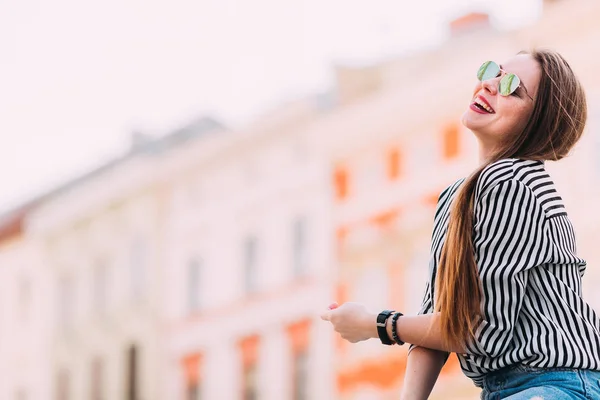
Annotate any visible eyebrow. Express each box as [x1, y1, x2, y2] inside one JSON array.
[[499, 64, 531, 97]]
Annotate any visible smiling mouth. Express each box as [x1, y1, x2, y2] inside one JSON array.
[[472, 97, 495, 113]]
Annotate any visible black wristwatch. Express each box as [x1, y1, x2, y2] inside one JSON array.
[[376, 310, 396, 345]]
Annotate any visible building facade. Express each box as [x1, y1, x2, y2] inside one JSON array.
[[160, 99, 339, 400], [1, 1, 600, 399], [27, 156, 166, 400], [0, 207, 52, 400]]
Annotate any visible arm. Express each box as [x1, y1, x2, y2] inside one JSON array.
[[321, 306, 452, 397], [400, 347, 448, 400], [385, 312, 465, 354], [322, 303, 465, 353]]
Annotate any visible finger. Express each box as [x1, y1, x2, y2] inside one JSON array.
[[328, 302, 339, 310], [320, 311, 332, 321]]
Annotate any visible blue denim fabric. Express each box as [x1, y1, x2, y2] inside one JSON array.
[[480, 364, 600, 399]]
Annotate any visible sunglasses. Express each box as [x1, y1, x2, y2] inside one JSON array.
[[477, 61, 533, 100]]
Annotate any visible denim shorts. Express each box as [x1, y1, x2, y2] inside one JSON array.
[[480, 364, 600, 399]]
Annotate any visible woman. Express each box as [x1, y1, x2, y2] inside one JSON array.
[[321, 49, 600, 399]]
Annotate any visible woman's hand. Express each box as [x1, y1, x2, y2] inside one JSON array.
[[320, 302, 378, 343]]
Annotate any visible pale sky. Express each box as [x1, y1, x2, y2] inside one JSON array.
[[0, 0, 540, 212]]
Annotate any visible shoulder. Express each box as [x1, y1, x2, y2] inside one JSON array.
[[475, 158, 545, 199], [474, 158, 564, 218], [434, 177, 466, 210], [475, 159, 514, 198], [439, 177, 466, 200]]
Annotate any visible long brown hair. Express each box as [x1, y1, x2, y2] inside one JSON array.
[[435, 49, 588, 348]]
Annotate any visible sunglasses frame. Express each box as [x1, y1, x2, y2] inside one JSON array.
[[477, 61, 534, 101]]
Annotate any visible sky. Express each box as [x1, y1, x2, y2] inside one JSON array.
[[0, 0, 540, 212]]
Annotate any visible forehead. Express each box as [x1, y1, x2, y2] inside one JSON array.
[[501, 54, 541, 96]]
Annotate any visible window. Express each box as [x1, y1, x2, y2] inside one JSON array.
[[126, 345, 139, 400], [58, 275, 74, 330], [130, 237, 146, 301], [187, 258, 202, 313], [240, 336, 260, 400], [287, 320, 310, 400], [386, 147, 402, 180], [243, 236, 259, 293], [182, 353, 202, 400], [292, 217, 308, 277], [243, 364, 258, 400], [333, 166, 349, 200], [186, 384, 198, 400], [15, 388, 27, 400], [56, 369, 69, 400], [442, 123, 461, 160], [91, 357, 104, 400], [292, 351, 308, 400], [18, 275, 31, 322]]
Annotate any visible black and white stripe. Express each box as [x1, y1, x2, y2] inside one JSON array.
[[415, 158, 600, 387]]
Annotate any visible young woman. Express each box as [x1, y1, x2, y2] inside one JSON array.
[[321, 49, 600, 399]]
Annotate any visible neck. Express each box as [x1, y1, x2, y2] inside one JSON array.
[[478, 141, 496, 166]]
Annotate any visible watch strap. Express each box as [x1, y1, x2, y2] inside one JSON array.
[[376, 310, 395, 345]]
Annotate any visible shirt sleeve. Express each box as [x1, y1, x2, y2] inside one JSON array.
[[408, 182, 457, 354], [465, 179, 550, 358]]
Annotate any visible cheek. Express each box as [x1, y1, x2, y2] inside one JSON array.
[[471, 82, 482, 97], [513, 105, 534, 129], [500, 103, 532, 133]]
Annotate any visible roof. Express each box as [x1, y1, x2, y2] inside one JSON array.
[[0, 116, 225, 242]]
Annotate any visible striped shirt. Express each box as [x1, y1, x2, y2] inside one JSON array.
[[416, 158, 600, 387]]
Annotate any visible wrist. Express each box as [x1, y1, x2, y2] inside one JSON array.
[[390, 311, 405, 345], [367, 312, 379, 339], [386, 314, 394, 342]]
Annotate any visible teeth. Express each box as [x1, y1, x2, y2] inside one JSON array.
[[475, 98, 493, 113]]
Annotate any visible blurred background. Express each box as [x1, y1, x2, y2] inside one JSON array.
[[1, 0, 600, 399]]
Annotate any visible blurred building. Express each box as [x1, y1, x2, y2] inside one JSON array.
[[159, 100, 338, 400], [9, 118, 224, 400], [1, 1, 600, 400], [24, 143, 164, 400], [0, 205, 52, 400]]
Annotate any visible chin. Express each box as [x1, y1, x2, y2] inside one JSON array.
[[461, 110, 476, 130], [462, 109, 493, 132]]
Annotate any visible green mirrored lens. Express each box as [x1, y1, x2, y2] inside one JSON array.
[[477, 61, 500, 81], [499, 73, 520, 96]]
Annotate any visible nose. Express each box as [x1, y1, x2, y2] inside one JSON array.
[[481, 77, 499, 96]]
